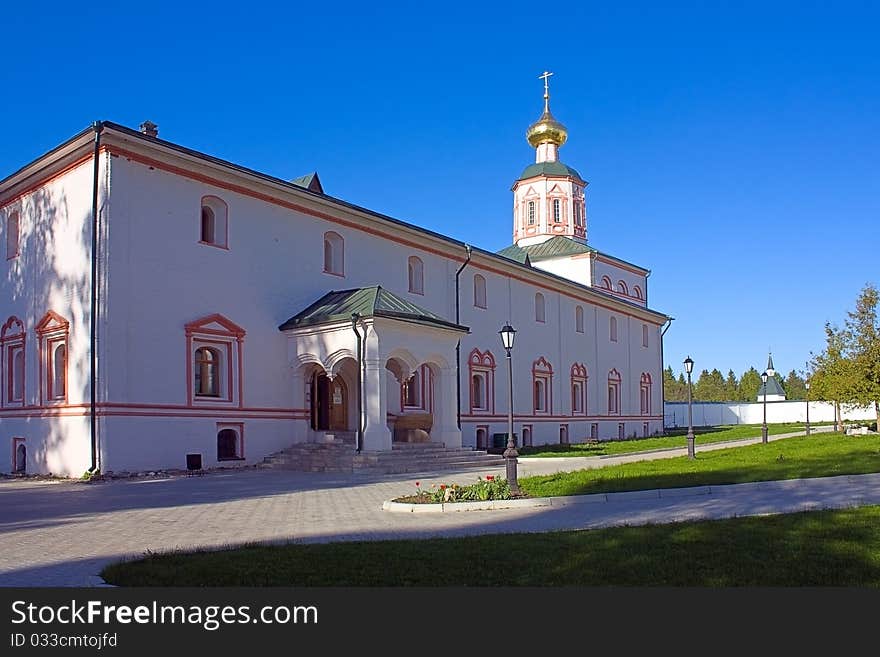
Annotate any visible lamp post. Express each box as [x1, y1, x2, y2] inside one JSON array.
[[805, 379, 811, 436], [499, 323, 519, 495], [760, 370, 769, 443], [683, 356, 695, 459]]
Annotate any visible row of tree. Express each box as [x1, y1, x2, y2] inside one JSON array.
[[663, 367, 808, 402], [810, 283, 880, 430]]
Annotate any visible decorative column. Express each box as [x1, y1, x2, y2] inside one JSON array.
[[432, 366, 463, 448]]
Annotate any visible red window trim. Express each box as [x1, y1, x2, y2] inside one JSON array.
[[35, 311, 69, 407], [468, 348, 496, 414], [185, 314, 246, 409], [1, 316, 25, 408]]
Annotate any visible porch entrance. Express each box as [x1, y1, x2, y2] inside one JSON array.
[[311, 373, 348, 431]]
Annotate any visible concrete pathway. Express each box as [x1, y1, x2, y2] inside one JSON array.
[[0, 426, 872, 587]]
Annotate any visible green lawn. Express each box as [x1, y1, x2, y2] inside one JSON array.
[[519, 432, 880, 498], [518, 422, 831, 458], [101, 505, 880, 586]]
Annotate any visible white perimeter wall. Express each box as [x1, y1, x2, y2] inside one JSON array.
[[664, 401, 876, 428]]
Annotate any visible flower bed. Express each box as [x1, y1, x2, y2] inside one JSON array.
[[393, 476, 521, 504]]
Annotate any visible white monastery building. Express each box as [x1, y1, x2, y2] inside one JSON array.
[[0, 78, 670, 476]]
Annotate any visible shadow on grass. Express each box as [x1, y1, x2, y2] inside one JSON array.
[[99, 506, 880, 586]]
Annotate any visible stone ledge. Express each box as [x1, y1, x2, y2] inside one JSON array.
[[382, 497, 554, 513]]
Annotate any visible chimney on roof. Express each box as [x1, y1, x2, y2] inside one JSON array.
[[139, 121, 159, 138]]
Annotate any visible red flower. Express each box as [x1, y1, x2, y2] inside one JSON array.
[[440, 484, 447, 490], [415, 481, 420, 487], [486, 475, 495, 481]]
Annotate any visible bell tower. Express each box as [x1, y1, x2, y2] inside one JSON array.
[[512, 72, 587, 247]]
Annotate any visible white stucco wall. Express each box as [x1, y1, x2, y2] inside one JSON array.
[[0, 156, 105, 477]]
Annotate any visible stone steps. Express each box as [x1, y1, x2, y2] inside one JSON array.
[[262, 441, 506, 474]]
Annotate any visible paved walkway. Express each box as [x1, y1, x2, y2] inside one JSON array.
[[1, 426, 874, 587]]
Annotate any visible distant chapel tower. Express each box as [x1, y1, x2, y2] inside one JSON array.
[[512, 71, 587, 247]]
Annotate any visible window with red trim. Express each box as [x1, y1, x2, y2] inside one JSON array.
[[6, 210, 20, 259]]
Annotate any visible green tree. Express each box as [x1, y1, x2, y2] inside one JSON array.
[[694, 368, 726, 401], [738, 367, 762, 402], [811, 319, 854, 431], [784, 370, 807, 400], [725, 369, 738, 401], [663, 366, 683, 401], [841, 283, 880, 429]]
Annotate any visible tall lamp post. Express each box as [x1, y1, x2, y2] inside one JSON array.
[[683, 356, 695, 459], [499, 323, 519, 495], [805, 379, 811, 436], [760, 370, 769, 443]]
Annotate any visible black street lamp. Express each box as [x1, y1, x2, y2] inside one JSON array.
[[683, 356, 695, 459], [805, 379, 811, 436], [760, 370, 769, 443], [499, 323, 519, 495]]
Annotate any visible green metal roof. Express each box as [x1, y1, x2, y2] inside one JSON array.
[[278, 286, 468, 332], [758, 377, 786, 398], [290, 172, 323, 194], [496, 243, 531, 265], [518, 161, 583, 182], [517, 236, 595, 261]]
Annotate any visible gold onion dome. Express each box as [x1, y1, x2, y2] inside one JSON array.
[[526, 108, 568, 148]]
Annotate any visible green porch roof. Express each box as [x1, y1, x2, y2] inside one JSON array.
[[279, 286, 468, 332]]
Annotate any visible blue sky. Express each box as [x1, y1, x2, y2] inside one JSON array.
[[2, 1, 877, 379]]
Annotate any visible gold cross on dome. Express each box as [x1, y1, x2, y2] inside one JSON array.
[[538, 71, 554, 110]]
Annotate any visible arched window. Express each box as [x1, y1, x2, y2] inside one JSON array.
[[200, 196, 228, 248], [535, 293, 545, 323], [14, 442, 26, 473], [617, 281, 628, 295], [35, 311, 68, 404], [533, 357, 553, 414], [575, 305, 584, 333], [200, 206, 215, 243], [217, 428, 240, 460], [522, 426, 532, 447], [571, 363, 587, 416], [560, 425, 569, 444], [553, 199, 561, 222], [473, 274, 487, 309], [610, 316, 618, 342], [408, 256, 424, 294], [601, 276, 612, 290], [640, 372, 652, 415], [12, 348, 24, 402], [194, 347, 221, 397], [476, 427, 488, 449], [534, 379, 546, 412], [6, 211, 20, 259], [468, 348, 495, 414], [528, 201, 536, 225], [472, 374, 484, 410], [608, 369, 621, 415], [51, 344, 66, 400], [633, 285, 643, 300], [574, 202, 582, 227], [323, 231, 344, 276]]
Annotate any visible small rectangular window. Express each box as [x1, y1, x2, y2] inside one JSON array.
[[642, 324, 649, 348]]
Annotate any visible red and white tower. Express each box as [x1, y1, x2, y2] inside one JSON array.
[[512, 72, 587, 247]]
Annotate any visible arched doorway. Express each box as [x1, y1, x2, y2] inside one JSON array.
[[311, 372, 348, 431], [14, 443, 26, 473]]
